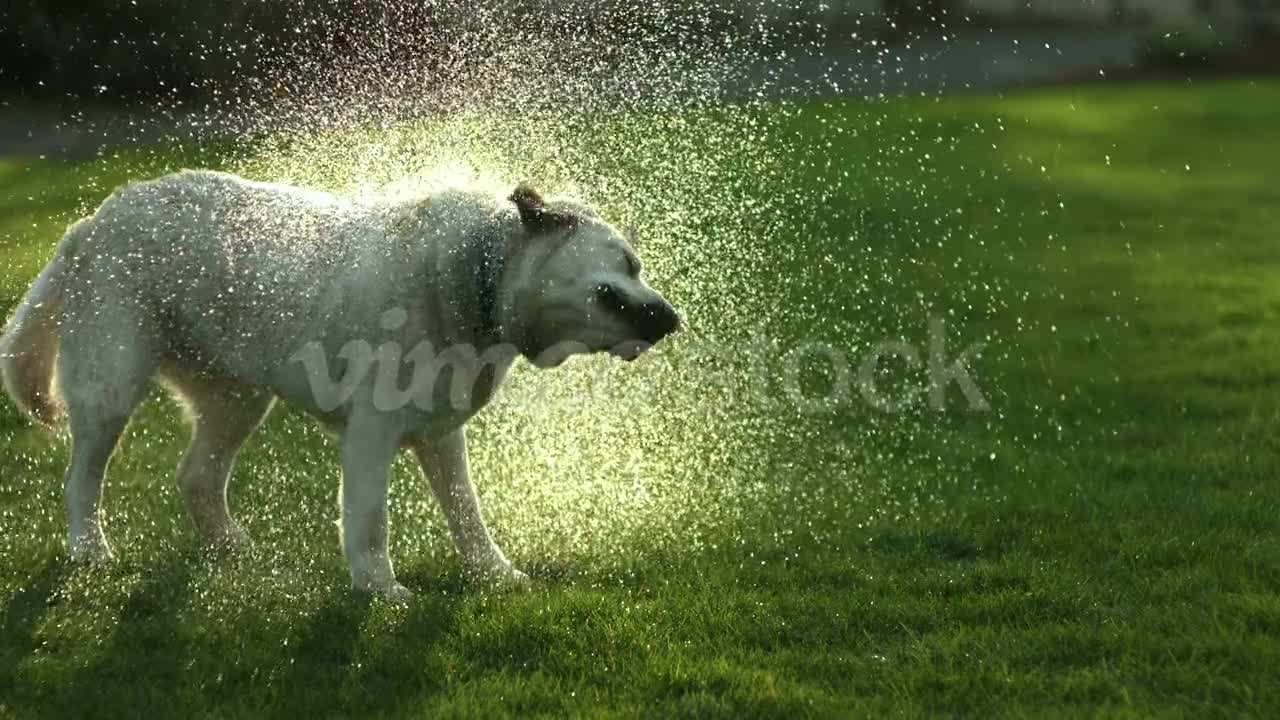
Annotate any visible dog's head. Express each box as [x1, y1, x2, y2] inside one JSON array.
[[501, 184, 680, 368]]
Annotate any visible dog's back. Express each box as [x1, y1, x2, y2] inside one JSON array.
[[65, 170, 373, 375]]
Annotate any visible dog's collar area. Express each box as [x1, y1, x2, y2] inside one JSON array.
[[472, 223, 506, 345]]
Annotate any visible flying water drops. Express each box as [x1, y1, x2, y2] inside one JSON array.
[[1, 1, 1047, 583]]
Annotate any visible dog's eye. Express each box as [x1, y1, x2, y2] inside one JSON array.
[[594, 283, 626, 311]]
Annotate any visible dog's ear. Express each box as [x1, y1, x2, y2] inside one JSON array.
[[510, 183, 576, 234]]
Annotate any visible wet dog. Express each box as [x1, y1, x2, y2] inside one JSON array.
[[0, 170, 679, 599]]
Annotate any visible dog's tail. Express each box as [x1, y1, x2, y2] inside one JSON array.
[[0, 222, 81, 429]]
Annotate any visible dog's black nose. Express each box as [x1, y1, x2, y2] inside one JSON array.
[[635, 299, 681, 344]]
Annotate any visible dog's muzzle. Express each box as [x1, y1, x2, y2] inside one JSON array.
[[632, 298, 681, 345], [594, 283, 681, 360]]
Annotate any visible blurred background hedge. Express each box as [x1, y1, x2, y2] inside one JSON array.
[[0, 0, 741, 104], [0, 1, 539, 104], [1, 1, 302, 101], [3, 1, 1277, 105]]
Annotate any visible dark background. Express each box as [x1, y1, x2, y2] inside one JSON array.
[[5, 1, 1277, 106], [0, 0, 742, 104]]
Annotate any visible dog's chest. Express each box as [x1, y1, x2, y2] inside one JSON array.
[[400, 354, 513, 434]]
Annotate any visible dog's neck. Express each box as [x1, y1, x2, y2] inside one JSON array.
[[456, 215, 513, 349], [472, 225, 505, 344]]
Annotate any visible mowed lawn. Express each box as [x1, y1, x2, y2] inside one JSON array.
[[1, 80, 1278, 717]]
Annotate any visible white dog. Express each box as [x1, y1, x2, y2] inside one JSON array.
[[0, 170, 679, 599]]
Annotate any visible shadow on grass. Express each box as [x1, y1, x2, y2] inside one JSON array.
[[271, 572, 463, 717], [0, 558, 71, 697], [271, 592, 382, 716], [3, 547, 473, 716], [52, 553, 200, 718]]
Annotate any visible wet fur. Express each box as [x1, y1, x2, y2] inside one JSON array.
[[0, 170, 676, 598]]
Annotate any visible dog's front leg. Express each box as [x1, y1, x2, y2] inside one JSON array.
[[413, 429, 529, 589], [340, 411, 412, 601]]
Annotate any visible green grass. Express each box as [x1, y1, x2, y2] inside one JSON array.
[[2, 80, 1279, 717]]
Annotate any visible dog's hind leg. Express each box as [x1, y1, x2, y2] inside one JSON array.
[[163, 366, 274, 549], [57, 311, 160, 562]]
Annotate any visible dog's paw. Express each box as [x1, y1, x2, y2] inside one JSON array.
[[211, 523, 254, 552], [467, 561, 532, 592], [500, 566, 533, 591], [378, 582, 415, 604], [69, 535, 114, 564], [354, 579, 415, 604]]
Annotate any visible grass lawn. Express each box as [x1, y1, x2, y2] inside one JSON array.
[[0, 80, 1278, 717]]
